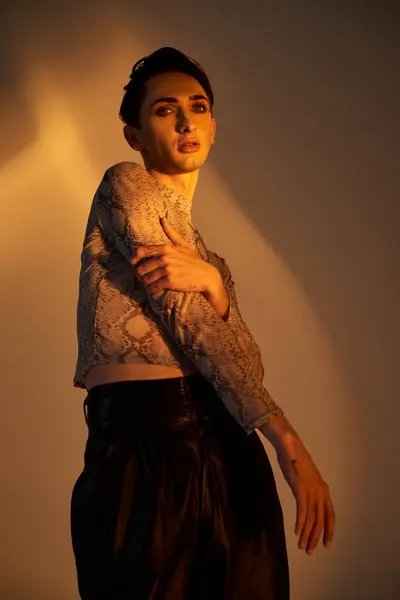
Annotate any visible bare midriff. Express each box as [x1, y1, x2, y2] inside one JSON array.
[[84, 362, 200, 391]]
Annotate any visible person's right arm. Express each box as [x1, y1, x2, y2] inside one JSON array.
[[95, 161, 283, 436]]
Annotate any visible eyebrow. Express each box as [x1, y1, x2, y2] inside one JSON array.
[[150, 94, 209, 108]]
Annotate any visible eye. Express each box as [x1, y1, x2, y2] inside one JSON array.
[[192, 103, 208, 113], [156, 106, 173, 116], [156, 103, 208, 116]]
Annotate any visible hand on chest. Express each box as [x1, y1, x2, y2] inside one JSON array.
[[163, 212, 210, 263]]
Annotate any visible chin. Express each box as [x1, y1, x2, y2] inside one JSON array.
[[181, 159, 206, 171], [177, 152, 209, 169], [161, 158, 203, 175]]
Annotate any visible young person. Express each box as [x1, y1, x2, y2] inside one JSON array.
[[70, 47, 335, 599]]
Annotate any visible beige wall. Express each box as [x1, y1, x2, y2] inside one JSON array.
[[1, 2, 398, 598]]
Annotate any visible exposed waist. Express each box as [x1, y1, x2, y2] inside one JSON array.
[[84, 362, 201, 391]]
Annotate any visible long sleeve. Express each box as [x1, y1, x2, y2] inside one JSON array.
[[208, 250, 265, 384], [96, 162, 283, 435]]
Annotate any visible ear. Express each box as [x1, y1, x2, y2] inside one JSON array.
[[123, 125, 142, 152], [211, 118, 217, 145]]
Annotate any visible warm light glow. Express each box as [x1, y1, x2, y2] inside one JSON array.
[[1, 6, 397, 598]]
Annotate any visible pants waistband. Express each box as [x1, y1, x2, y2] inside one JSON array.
[[83, 375, 218, 437]]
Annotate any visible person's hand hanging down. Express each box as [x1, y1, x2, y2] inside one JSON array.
[[131, 216, 336, 557], [269, 422, 336, 556]]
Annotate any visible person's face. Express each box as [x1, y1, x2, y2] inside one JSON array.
[[124, 71, 216, 175]]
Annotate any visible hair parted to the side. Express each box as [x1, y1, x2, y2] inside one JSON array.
[[119, 47, 214, 129]]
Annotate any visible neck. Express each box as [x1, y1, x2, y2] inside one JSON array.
[[146, 167, 199, 200]]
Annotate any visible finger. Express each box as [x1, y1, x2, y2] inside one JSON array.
[[323, 497, 336, 547], [160, 217, 179, 236], [131, 248, 150, 266], [136, 256, 163, 278], [131, 245, 169, 266], [146, 275, 168, 295], [160, 216, 170, 230], [142, 266, 167, 286], [295, 490, 308, 537], [160, 217, 193, 248], [298, 494, 317, 551], [306, 499, 325, 555]]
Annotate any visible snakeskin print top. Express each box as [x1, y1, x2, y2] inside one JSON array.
[[74, 161, 284, 434]]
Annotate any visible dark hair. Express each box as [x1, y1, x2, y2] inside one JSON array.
[[119, 47, 214, 129]]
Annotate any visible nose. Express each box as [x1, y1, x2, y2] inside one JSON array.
[[176, 108, 196, 133]]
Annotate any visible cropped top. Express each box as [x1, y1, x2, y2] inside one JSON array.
[[73, 161, 284, 435]]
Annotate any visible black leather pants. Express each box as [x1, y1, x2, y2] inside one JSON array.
[[70, 374, 290, 599]]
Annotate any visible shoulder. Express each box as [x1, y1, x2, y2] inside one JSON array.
[[99, 161, 164, 213], [94, 162, 140, 198], [104, 161, 144, 183], [105, 162, 160, 194]]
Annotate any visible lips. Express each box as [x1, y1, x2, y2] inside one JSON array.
[[178, 138, 200, 150]]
